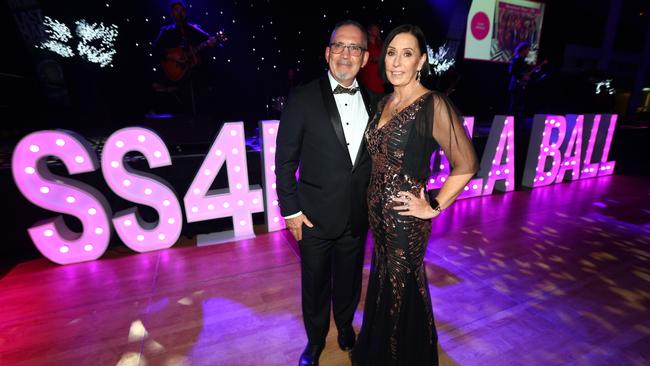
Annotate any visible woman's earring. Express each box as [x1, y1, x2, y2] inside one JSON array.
[[416, 69, 421, 81]]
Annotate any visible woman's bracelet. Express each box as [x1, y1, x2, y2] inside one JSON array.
[[427, 191, 443, 215]]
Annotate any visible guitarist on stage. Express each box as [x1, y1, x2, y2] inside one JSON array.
[[508, 41, 547, 189], [507, 42, 546, 120], [152, 1, 218, 116]]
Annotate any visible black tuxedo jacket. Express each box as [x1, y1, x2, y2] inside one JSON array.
[[275, 75, 378, 239]]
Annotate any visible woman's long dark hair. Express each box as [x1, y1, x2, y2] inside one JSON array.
[[378, 24, 430, 84]]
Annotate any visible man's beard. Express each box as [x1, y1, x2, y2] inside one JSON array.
[[333, 62, 355, 81], [333, 70, 352, 80]]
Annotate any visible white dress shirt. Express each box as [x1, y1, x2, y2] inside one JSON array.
[[328, 72, 369, 164]]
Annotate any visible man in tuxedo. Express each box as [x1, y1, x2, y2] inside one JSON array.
[[275, 20, 377, 366]]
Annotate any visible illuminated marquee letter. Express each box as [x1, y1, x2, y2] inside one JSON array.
[[555, 115, 583, 183], [580, 114, 602, 179], [522, 115, 566, 188], [579, 114, 617, 179], [428, 117, 483, 198], [478, 115, 516, 195], [184, 122, 264, 243], [260, 120, 285, 232], [11, 130, 111, 264], [596, 114, 617, 176], [102, 127, 182, 252]]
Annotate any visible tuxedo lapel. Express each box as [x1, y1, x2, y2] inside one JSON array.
[[352, 86, 374, 171], [359, 86, 373, 117], [319, 76, 352, 168]]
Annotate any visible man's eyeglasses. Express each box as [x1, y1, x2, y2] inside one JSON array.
[[329, 43, 366, 56]]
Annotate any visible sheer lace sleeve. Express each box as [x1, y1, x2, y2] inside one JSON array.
[[431, 93, 479, 176]]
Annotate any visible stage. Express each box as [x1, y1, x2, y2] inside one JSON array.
[[1, 174, 648, 366]]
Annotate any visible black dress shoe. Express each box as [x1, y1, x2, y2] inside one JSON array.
[[299, 343, 324, 366], [337, 326, 356, 351]]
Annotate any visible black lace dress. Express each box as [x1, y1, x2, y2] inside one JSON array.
[[352, 91, 478, 366]]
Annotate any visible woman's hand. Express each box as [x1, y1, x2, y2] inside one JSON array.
[[392, 188, 440, 219]]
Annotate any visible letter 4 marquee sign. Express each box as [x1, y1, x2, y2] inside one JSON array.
[[12, 114, 616, 264]]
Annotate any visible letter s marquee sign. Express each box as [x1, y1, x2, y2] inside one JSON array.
[[12, 114, 616, 265]]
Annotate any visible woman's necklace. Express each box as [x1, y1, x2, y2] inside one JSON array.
[[390, 97, 405, 117], [390, 92, 421, 117], [391, 102, 400, 117]]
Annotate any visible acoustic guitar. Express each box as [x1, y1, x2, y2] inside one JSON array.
[[161, 30, 227, 82], [519, 59, 548, 89]]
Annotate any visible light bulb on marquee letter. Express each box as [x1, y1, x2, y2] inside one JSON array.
[[102, 127, 182, 252], [555, 115, 583, 183], [260, 120, 285, 232], [11, 130, 111, 264], [184, 122, 264, 242], [477, 116, 516, 195], [428, 117, 482, 198], [522, 115, 566, 188]]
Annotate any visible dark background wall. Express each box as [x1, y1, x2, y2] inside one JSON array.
[[1, 0, 648, 136]]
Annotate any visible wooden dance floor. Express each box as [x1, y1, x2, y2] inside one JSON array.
[[1, 175, 649, 366]]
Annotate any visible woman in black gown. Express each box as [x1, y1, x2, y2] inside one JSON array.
[[352, 24, 479, 365]]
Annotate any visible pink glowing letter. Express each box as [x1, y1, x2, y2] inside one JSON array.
[[102, 127, 182, 252], [184, 122, 264, 243], [597, 114, 617, 176], [555, 115, 583, 183], [478, 116, 516, 195], [428, 117, 483, 198], [522, 115, 567, 188], [579, 114, 602, 179], [260, 120, 285, 232], [11, 130, 111, 264]]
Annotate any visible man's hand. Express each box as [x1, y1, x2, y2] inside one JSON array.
[[285, 214, 314, 241]]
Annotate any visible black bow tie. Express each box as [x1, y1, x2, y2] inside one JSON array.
[[333, 85, 360, 95]]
